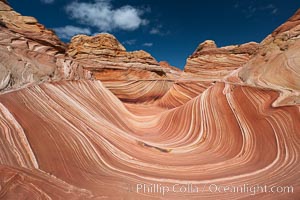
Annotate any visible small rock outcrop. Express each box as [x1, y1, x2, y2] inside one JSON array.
[[67, 34, 170, 80], [184, 40, 259, 80], [0, 0, 88, 92], [229, 8, 300, 106]]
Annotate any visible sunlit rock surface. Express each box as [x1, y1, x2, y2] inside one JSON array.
[[1, 80, 299, 199], [66, 34, 182, 103], [226, 9, 300, 107], [0, 1, 300, 199], [157, 38, 259, 108], [67, 33, 171, 80], [0, 1, 91, 93], [184, 40, 258, 80]]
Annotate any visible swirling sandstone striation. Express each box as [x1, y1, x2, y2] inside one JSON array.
[[155, 39, 259, 108], [184, 40, 258, 80], [67, 34, 181, 102], [227, 9, 300, 107], [0, 80, 299, 199], [0, 0, 91, 93], [0, 1, 300, 199]]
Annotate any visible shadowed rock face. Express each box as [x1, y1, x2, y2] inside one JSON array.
[[0, 1, 300, 199]]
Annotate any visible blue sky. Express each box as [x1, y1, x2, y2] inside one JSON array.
[[8, 0, 300, 69]]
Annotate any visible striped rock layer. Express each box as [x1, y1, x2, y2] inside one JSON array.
[[0, 80, 299, 199], [0, 1, 92, 93]]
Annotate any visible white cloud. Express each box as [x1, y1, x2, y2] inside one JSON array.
[[143, 42, 153, 47], [150, 28, 160, 35], [53, 25, 91, 39], [149, 25, 169, 36], [235, 2, 279, 17], [272, 8, 278, 14], [65, 0, 148, 32], [41, 0, 54, 4], [266, 4, 278, 15], [123, 39, 136, 45]]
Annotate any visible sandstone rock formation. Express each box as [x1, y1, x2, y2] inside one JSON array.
[[184, 40, 258, 79], [67, 34, 170, 80], [1, 79, 299, 199], [226, 9, 300, 107], [67, 33, 181, 102], [0, 0, 91, 92], [0, 1, 299, 199], [156, 39, 259, 108], [65, 34, 182, 102]]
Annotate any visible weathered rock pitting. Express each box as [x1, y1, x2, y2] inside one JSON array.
[[67, 33, 171, 80]]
